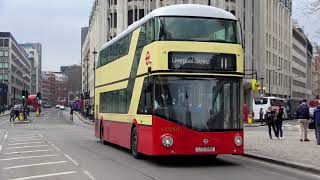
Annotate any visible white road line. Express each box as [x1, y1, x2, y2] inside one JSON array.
[[6, 145, 49, 149], [4, 132, 8, 140], [8, 139, 42, 142], [5, 149, 53, 155], [3, 161, 67, 170], [64, 154, 79, 166], [83, 170, 96, 180], [8, 171, 77, 180], [0, 145, 2, 152], [0, 154, 59, 161], [37, 134, 43, 138], [50, 144, 61, 152], [9, 137, 41, 140], [8, 142, 44, 146]]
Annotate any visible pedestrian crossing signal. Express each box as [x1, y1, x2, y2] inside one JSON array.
[[251, 79, 260, 92]]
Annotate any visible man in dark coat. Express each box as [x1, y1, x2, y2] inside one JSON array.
[[296, 99, 310, 142]]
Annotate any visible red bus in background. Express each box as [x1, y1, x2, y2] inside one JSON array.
[[27, 95, 40, 111]]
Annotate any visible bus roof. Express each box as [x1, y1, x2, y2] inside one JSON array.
[[100, 4, 237, 51]]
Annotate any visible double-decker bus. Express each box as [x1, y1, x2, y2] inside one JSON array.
[[95, 4, 244, 158]]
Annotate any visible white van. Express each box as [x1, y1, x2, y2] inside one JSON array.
[[253, 97, 288, 120]]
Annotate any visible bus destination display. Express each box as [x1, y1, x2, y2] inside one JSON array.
[[168, 52, 236, 71]]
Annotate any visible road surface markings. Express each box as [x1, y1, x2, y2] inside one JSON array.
[[0, 145, 2, 152], [6, 145, 49, 149], [8, 171, 77, 180], [50, 144, 61, 152], [4, 132, 8, 140], [0, 154, 59, 161], [83, 170, 96, 180], [9, 137, 41, 140], [3, 161, 68, 170], [64, 154, 79, 166], [37, 134, 43, 138], [8, 139, 42, 142], [8, 142, 44, 146], [5, 149, 53, 155]]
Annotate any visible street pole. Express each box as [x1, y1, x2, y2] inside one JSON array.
[[92, 49, 97, 122], [86, 57, 89, 118]]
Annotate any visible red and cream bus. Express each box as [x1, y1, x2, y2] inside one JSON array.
[[95, 4, 244, 158]]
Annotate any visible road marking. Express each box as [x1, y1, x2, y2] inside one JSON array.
[[8, 139, 42, 142], [9, 137, 41, 140], [6, 145, 49, 149], [37, 134, 43, 138], [5, 149, 53, 155], [0, 145, 2, 152], [0, 154, 59, 161], [8, 142, 44, 146], [4, 132, 8, 140], [9, 171, 77, 180], [64, 154, 79, 166], [4, 161, 68, 170], [83, 170, 96, 180], [50, 144, 61, 152]]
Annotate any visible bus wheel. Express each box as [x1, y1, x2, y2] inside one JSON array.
[[131, 127, 141, 159], [100, 126, 108, 145]]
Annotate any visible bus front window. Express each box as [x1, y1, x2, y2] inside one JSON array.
[[154, 76, 242, 131], [157, 17, 239, 43]]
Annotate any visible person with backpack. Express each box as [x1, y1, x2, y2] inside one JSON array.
[[313, 105, 320, 145], [275, 107, 284, 139], [265, 106, 277, 139], [296, 99, 310, 142]]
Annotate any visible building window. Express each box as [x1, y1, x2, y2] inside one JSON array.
[[3, 39, 9, 47], [4, 51, 8, 57], [128, 10, 133, 26], [0, 39, 3, 47], [0, 50, 3, 57], [113, 12, 117, 27]]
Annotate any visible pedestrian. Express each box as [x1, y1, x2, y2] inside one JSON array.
[[26, 106, 30, 117], [9, 108, 17, 122], [265, 106, 277, 139], [259, 108, 264, 125], [313, 105, 320, 145], [275, 107, 284, 139], [296, 99, 310, 142], [69, 107, 74, 121]]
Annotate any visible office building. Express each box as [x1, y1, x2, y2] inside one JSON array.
[[0, 32, 32, 105]]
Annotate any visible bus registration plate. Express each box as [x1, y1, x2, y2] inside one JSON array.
[[195, 147, 215, 152]]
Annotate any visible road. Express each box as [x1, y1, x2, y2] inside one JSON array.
[[0, 108, 319, 180]]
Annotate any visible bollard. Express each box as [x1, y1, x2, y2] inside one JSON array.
[[248, 114, 253, 124], [19, 112, 24, 121]]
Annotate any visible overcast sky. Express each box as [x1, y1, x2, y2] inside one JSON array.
[[0, 0, 319, 71]]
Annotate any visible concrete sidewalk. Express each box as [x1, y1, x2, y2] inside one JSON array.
[[244, 121, 320, 174], [74, 111, 94, 125]]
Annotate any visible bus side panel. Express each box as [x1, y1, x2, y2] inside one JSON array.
[[138, 125, 154, 155], [103, 120, 132, 149]]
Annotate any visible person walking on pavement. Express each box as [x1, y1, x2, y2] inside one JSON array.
[[296, 99, 310, 142], [259, 108, 264, 125], [69, 107, 74, 121], [313, 105, 320, 145], [265, 106, 277, 139], [275, 107, 284, 139]]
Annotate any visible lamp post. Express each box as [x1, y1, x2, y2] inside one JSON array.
[[92, 49, 97, 121]]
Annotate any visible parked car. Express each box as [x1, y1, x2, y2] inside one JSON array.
[[55, 105, 60, 108], [43, 104, 51, 108], [59, 105, 65, 110], [13, 104, 23, 112]]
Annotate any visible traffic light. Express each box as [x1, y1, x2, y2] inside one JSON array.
[[37, 92, 41, 100], [21, 90, 26, 99]]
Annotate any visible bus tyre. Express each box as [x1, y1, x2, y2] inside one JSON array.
[[100, 126, 108, 145], [131, 127, 141, 159]]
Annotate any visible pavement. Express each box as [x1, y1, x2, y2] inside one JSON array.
[[244, 120, 320, 174], [0, 109, 319, 180]]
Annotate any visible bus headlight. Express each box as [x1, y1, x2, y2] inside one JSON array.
[[234, 135, 243, 146], [161, 135, 174, 148]]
